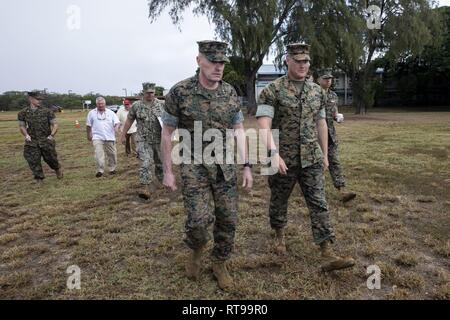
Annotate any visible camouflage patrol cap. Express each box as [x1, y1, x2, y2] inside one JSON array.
[[197, 40, 229, 63], [27, 90, 45, 100], [287, 43, 311, 61], [142, 82, 156, 93], [318, 68, 334, 79]]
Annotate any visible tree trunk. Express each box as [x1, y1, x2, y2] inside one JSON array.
[[245, 72, 257, 115], [352, 70, 373, 115]]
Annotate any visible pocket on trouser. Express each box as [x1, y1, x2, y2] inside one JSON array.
[[301, 142, 323, 168]]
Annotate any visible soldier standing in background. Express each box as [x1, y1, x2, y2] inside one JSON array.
[[121, 83, 164, 199], [318, 69, 356, 203], [18, 91, 63, 185]]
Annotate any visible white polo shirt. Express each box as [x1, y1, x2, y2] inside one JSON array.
[[117, 106, 137, 134], [86, 108, 120, 141]]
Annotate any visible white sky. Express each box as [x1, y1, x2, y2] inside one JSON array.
[[1, 0, 449, 96]]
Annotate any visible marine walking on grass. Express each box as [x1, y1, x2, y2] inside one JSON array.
[[18, 91, 63, 185], [317, 68, 357, 203], [160, 40, 253, 290], [256, 43, 355, 272], [121, 82, 164, 200]]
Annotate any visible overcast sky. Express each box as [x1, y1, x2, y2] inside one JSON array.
[[1, 0, 449, 96]]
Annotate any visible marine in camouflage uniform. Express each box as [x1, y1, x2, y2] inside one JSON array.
[[17, 91, 62, 184], [127, 83, 164, 197], [318, 69, 356, 203], [161, 40, 251, 290], [256, 44, 354, 271]]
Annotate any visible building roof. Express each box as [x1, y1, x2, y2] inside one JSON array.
[[257, 64, 286, 75]]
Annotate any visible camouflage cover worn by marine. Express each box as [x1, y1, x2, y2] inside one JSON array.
[[128, 99, 164, 185], [17, 106, 60, 179], [163, 75, 244, 261]]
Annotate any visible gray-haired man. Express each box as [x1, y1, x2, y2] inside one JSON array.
[[86, 97, 121, 177]]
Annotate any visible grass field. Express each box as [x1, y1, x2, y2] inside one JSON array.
[[0, 110, 449, 300]]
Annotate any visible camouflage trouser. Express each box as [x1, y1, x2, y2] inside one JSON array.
[[23, 141, 60, 180], [137, 141, 163, 185], [328, 140, 346, 188], [180, 164, 238, 261], [268, 162, 335, 245]]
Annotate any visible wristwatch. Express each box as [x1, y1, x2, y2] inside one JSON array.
[[269, 149, 279, 157], [244, 162, 253, 169]]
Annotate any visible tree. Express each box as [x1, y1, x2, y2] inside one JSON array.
[[148, 0, 441, 114], [223, 56, 247, 97], [155, 86, 165, 96], [376, 6, 450, 106], [148, 0, 302, 113], [278, 0, 442, 113]]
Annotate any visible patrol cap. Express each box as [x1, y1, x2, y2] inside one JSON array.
[[27, 90, 45, 100], [142, 82, 156, 93], [318, 68, 334, 79], [287, 43, 311, 62], [197, 40, 230, 63]]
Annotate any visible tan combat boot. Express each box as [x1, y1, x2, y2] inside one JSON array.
[[55, 168, 63, 179], [338, 187, 356, 203], [212, 261, 233, 290], [185, 247, 204, 280], [274, 228, 287, 255], [138, 184, 154, 200], [320, 241, 355, 272]]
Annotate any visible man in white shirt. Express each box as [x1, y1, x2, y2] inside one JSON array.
[[117, 99, 137, 157], [86, 96, 121, 177]]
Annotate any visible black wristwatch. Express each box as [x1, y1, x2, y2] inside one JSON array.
[[243, 162, 253, 169], [269, 149, 279, 157]]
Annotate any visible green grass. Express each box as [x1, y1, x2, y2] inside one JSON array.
[[0, 110, 449, 299]]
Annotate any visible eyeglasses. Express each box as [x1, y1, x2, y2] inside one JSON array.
[[96, 111, 106, 120]]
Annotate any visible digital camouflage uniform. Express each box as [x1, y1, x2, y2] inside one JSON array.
[[128, 83, 164, 185], [323, 88, 346, 188], [256, 44, 335, 245], [18, 104, 61, 180], [162, 69, 244, 261]]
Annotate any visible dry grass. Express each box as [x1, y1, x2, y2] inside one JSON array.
[[0, 110, 449, 300]]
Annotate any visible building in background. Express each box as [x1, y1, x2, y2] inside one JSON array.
[[255, 64, 286, 98], [255, 64, 353, 106]]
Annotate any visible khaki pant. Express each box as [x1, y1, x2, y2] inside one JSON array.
[[93, 140, 117, 173], [125, 132, 137, 156]]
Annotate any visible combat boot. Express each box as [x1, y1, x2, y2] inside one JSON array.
[[55, 168, 63, 179], [138, 185, 153, 200], [212, 261, 233, 290], [185, 246, 204, 280], [35, 178, 44, 187], [320, 241, 355, 272], [339, 187, 356, 203], [274, 228, 287, 255]]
